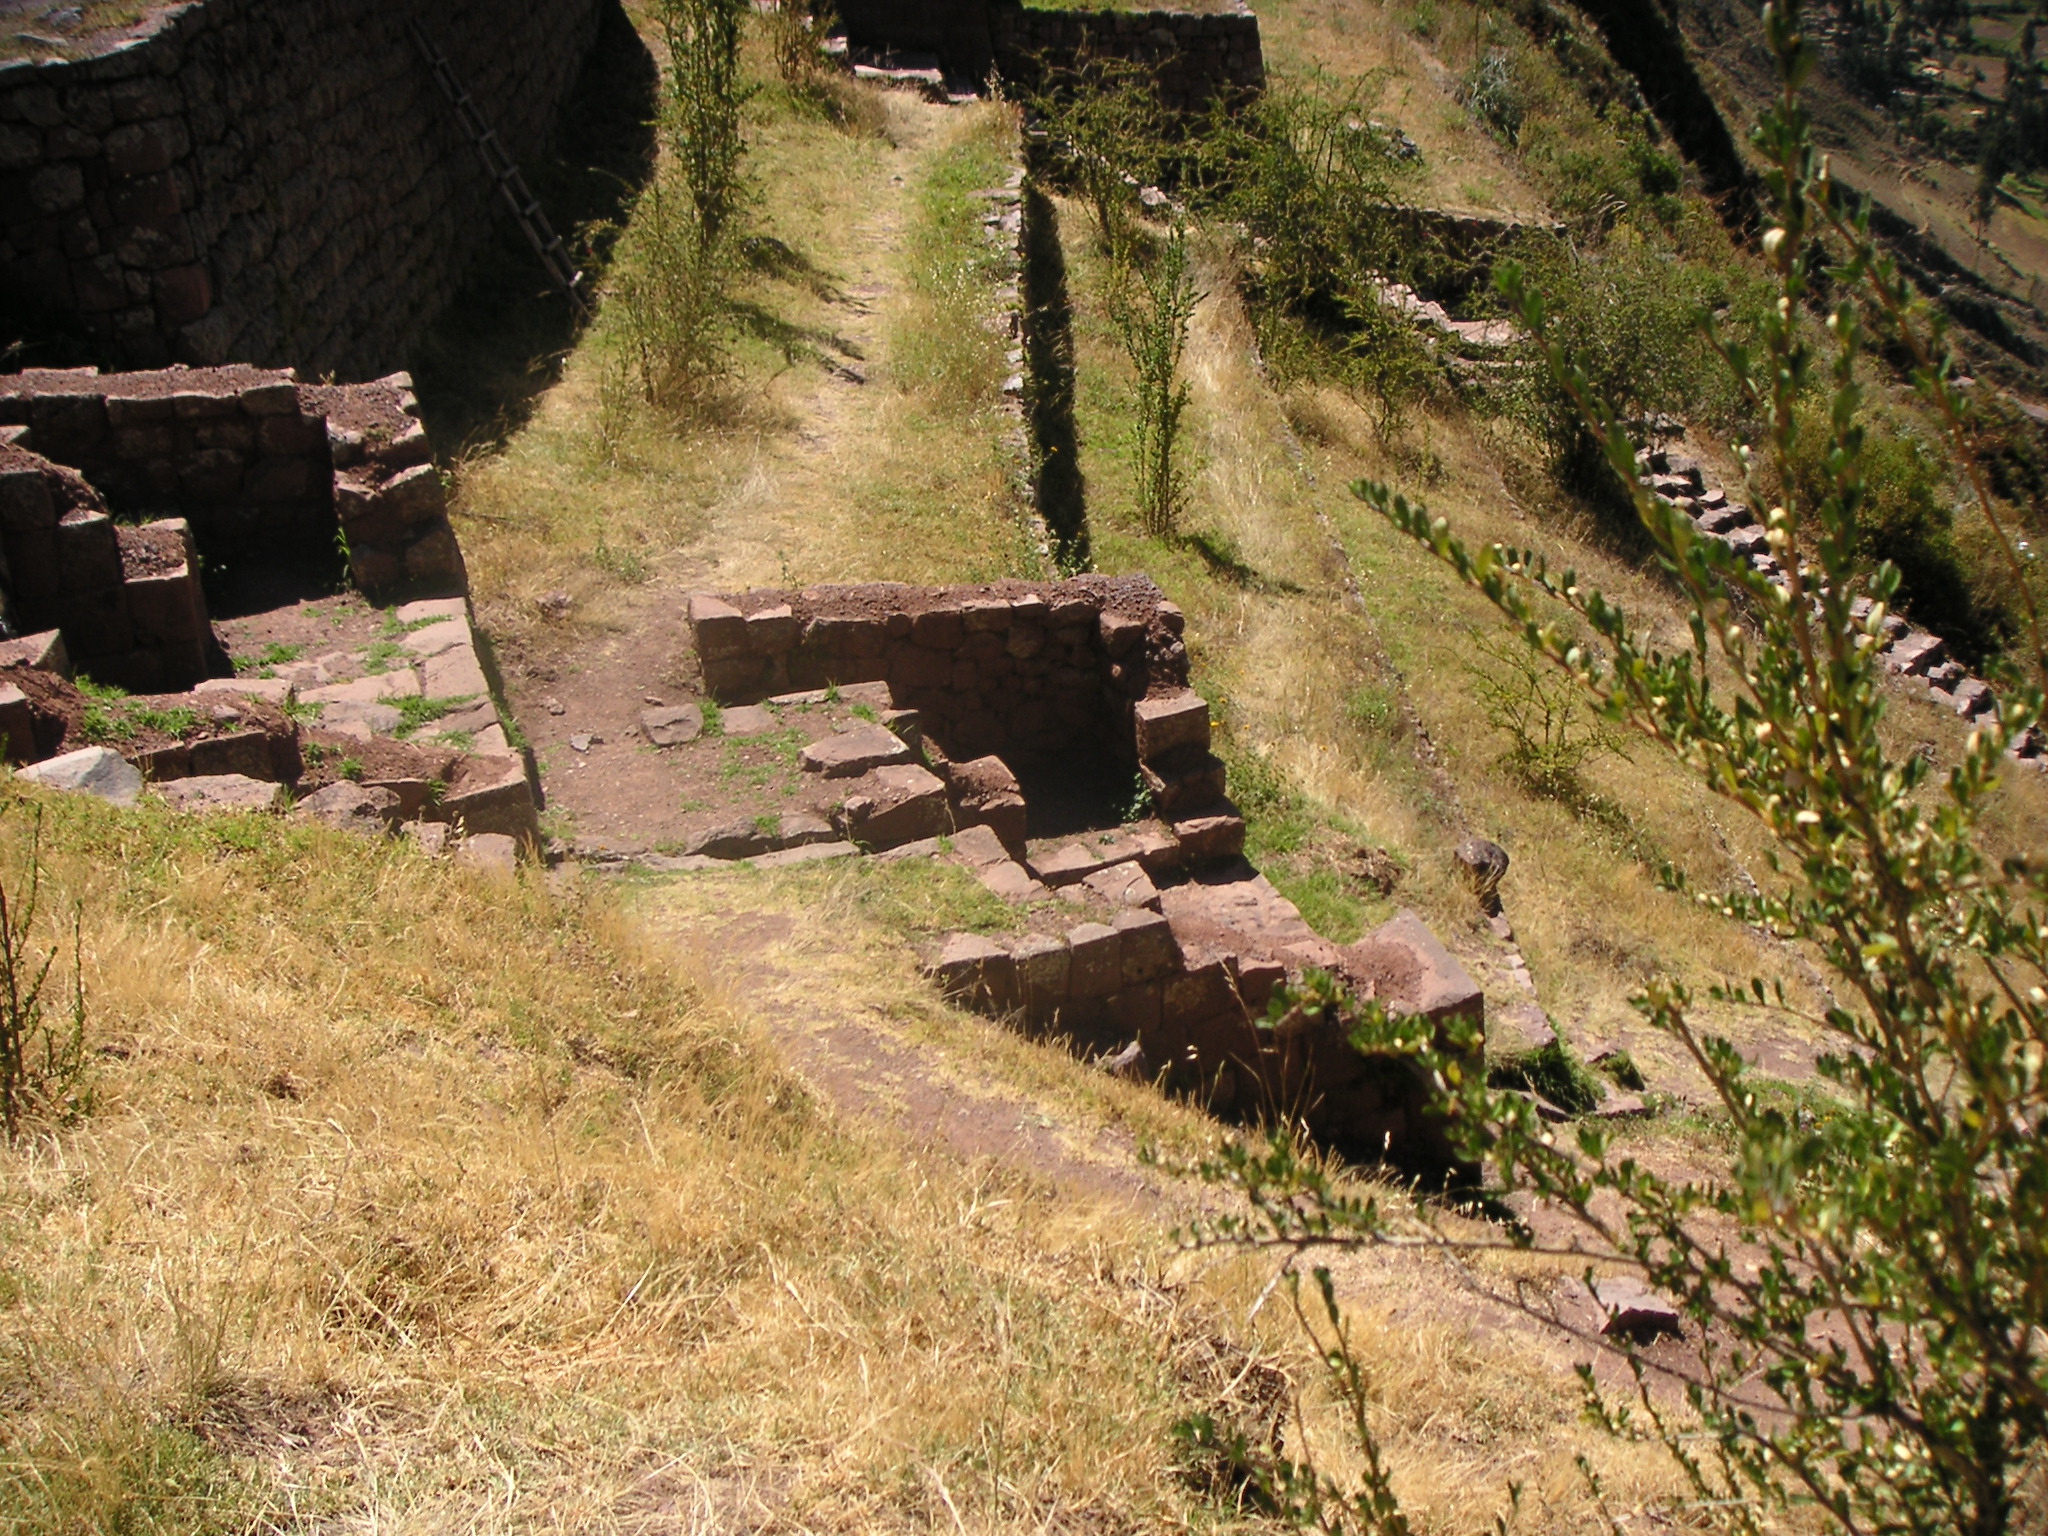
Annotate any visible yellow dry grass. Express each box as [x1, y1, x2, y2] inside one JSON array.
[[0, 784, 1269, 1533]]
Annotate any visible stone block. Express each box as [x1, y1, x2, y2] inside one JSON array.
[[1886, 629, 1948, 676], [1012, 932, 1070, 1014], [701, 654, 763, 699], [925, 931, 1017, 1011], [295, 781, 403, 836], [1067, 922, 1122, 998], [688, 592, 749, 660], [746, 604, 800, 654], [154, 773, 284, 815], [910, 607, 964, 649], [1165, 960, 1237, 1023], [17, 745, 141, 804], [641, 703, 703, 746], [962, 596, 1012, 631], [1341, 909, 1484, 1040], [0, 466, 56, 532], [438, 752, 540, 846], [1140, 745, 1226, 818], [835, 762, 951, 850], [1102, 983, 1161, 1038], [424, 643, 488, 701], [799, 722, 912, 777], [1172, 807, 1245, 864], [188, 729, 274, 779], [1098, 609, 1145, 655], [1114, 907, 1179, 984], [1082, 860, 1159, 910], [1134, 689, 1210, 759], [56, 509, 121, 589], [0, 683, 33, 763]]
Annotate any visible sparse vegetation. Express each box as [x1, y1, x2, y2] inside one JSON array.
[[1110, 222, 1201, 538], [0, 806, 88, 1141]]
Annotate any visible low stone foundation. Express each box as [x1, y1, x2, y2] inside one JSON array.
[[0, 364, 462, 639]]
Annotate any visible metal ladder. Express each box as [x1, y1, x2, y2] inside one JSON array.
[[410, 20, 591, 322]]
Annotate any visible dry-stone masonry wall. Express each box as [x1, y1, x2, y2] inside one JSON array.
[[0, 438, 212, 691], [0, 364, 461, 611], [837, 0, 1262, 108], [0, 0, 604, 377]]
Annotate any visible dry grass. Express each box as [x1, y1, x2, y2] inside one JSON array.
[[0, 784, 1276, 1533]]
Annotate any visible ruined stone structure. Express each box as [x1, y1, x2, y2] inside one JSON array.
[[0, 0, 606, 377], [837, 0, 1263, 108], [687, 578, 1481, 1162], [0, 365, 462, 642]]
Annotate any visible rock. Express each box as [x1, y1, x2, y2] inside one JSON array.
[[1886, 629, 1948, 676], [304, 669, 419, 705], [543, 697, 566, 716], [1083, 860, 1160, 910], [424, 644, 489, 700], [569, 734, 595, 753], [17, 746, 142, 805], [1133, 690, 1211, 759], [1341, 910, 1484, 1036], [719, 704, 778, 737], [641, 703, 704, 747], [0, 684, 33, 764], [405, 820, 451, 857], [1030, 840, 1125, 887], [836, 763, 951, 850], [1100, 1039, 1150, 1081], [438, 753, 540, 846], [777, 811, 838, 846], [975, 859, 1049, 903], [925, 931, 1016, 1009], [945, 823, 1012, 867], [1589, 1091, 1650, 1120], [396, 597, 468, 625], [154, 774, 285, 814], [1454, 836, 1509, 908], [454, 832, 520, 876], [684, 819, 774, 859], [945, 754, 1027, 856], [752, 840, 860, 868], [1171, 808, 1246, 864], [1067, 921, 1122, 998], [1592, 1278, 1682, 1342], [294, 782, 402, 835], [799, 722, 912, 777], [1490, 1001, 1557, 1053], [195, 676, 295, 705], [315, 699, 402, 735]]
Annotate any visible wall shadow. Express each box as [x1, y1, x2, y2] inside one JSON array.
[[408, 0, 658, 455], [1020, 179, 1089, 570]]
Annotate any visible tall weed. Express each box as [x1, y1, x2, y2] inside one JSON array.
[[0, 805, 88, 1140], [1111, 224, 1201, 538]]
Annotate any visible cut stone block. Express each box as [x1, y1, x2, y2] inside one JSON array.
[[752, 840, 860, 868], [18, 745, 142, 805], [1012, 932, 1070, 1010], [1133, 690, 1210, 759], [154, 773, 284, 814], [1114, 907, 1179, 985], [976, 859, 1048, 903], [455, 832, 520, 876], [1030, 840, 1132, 887], [0, 629, 69, 675], [925, 932, 1017, 1010], [1067, 922, 1122, 998], [1140, 745, 1227, 819], [395, 597, 467, 625], [836, 763, 951, 851], [0, 684, 33, 763], [687, 592, 748, 660], [1342, 909, 1484, 1037], [1171, 808, 1246, 864], [402, 620, 470, 658], [194, 677, 294, 705], [946, 823, 1013, 868], [439, 753, 540, 846], [1951, 678, 1995, 720], [304, 669, 419, 705], [1083, 860, 1160, 910], [745, 604, 801, 654], [424, 644, 488, 700], [800, 722, 912, 777], [294, 782, 403, 834], [947, 753, 1026, 856], [315, 699, 402, 735], [188, 730, 275, 779], [641, 703, 704, 746], [1886, 629, 1948, 676], [718, 703, 778, 737], [684, 819, 774, 859], [778, 811, 839, 846]]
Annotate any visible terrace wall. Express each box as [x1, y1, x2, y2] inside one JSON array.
[[0, 0, 604, 378]]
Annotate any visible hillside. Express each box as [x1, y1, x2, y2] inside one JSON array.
[[4, 0, 2046, 1530]]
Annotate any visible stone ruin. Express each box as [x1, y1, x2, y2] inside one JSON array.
[[0, 363, 537, 847], [687, 578, 1483, 1163]]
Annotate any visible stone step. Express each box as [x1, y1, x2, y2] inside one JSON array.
[[1140, 744, 1228, 819]]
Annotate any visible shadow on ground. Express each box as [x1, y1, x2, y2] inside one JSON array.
[[409, 0, 658, 455]]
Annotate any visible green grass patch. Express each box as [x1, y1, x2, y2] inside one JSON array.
[[840, 856, 1022, 936], [392, 694, 479, 740]]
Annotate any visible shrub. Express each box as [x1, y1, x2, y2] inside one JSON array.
[[0, 805, 88, 1140], [1199, 5, 2048, 1533], [1031, 55, 1168, 255], [1110, 223, 1201, 539]]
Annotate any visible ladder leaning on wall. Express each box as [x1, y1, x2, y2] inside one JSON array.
[[409, 20, 592, 323]]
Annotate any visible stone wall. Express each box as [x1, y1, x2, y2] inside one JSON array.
[[0, 439, 213, 691], [0, 364, 462, 629], [836, 0, 1262, 107], [0, 0, 605, 378], [992, 4, 1263, 110]]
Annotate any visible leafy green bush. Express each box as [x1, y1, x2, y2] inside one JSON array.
[[1199, 6, 2048, 1533]]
